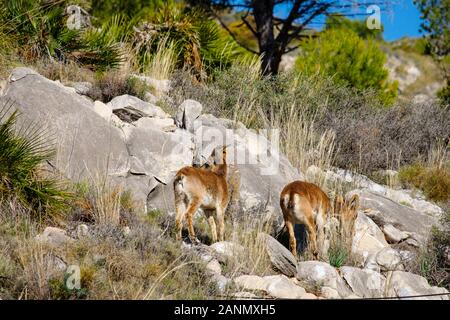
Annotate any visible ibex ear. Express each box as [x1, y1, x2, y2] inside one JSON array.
[[348, 194, 360, 211], [334, 195, 344, 215]]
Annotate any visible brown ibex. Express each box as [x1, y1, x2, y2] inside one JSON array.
[[174, 146, 229, 244], [280, 181, 331, 258]]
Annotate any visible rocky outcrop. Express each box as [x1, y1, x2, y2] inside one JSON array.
[[2, 67, 448, 301], [258, 233, 297, 277], [2, 68, 130, 181], [2, 68, 301, 219], [352, 212, 390, 260], [340, 267, 386, 298], [296, 261, 352, 297], [385, 271, 449, 300], [351, 190, 439, 245]]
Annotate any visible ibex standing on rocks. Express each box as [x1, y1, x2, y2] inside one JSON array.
[[280, 181, 330, 258], [174, 146, 229, 244]]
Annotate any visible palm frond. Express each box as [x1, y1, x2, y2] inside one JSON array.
[[0, 100, 70, 221]]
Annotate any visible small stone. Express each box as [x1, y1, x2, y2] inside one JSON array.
[[382, 224, 409, 244], [206, 259, 222, 275], [320, 287, 340, 299], [76, 224, 89, 239], [210, 274, 230, 293], [122, 226, 131, 236], [375, 248, 403, 271], [210, 241, 244, 262], [234, 275, 267, 292], [36, 227, 73, 246]]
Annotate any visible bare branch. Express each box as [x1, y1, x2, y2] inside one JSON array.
[[241, 16, 258, 37], [210, 9, 259, 54]]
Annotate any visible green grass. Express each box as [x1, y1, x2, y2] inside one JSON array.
[[327, 242, 349, 268]]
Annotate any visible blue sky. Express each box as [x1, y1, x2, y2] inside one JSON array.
[[274, 1, 424, 42], [382, 1, 423, 41]]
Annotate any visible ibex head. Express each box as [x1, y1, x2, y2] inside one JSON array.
[[334, 194, 359, 238]]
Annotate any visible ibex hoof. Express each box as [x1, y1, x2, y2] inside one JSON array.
[[190, 237, 201, 245]]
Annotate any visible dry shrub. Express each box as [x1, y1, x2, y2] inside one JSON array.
[[223, 215, 274, 279], [322, 102, 450, 173], [34, 60, 95, 84], [16, 240, 61, 299], [86, 71, 150, 103], [170, 66, 449, 176], [72, 178, 133, 226], [133, 36, 177, 80]]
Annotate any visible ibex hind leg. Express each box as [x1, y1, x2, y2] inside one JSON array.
[[215, 205, 226, 242], [174, 191, 186, 242], [204, 209, 218, 243], [185, 199, 201, 244], [315, 211, 327, 258]]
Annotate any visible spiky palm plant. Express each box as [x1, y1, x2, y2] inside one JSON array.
[[132, 3, 242, 79], [0, 102, 69, 220], [0, 0, 124, 71]]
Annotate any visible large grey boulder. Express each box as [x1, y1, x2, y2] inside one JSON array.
[[148, 112, 302, 223], [340, 266, 386, 298], [352, 212, 390, 260], [385, 189, 442, 217], [258, 233, 297, 277], [125, 126, 193, 183], [133, 117, 176, 132], [2, 68, 130, 180], [175, 99, 203, 132], [350, 190, 440, 244], [385, 271, 449, 300]]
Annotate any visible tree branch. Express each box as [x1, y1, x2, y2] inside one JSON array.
[[241, 16, 258, 37], [210, 9, 259, 54]]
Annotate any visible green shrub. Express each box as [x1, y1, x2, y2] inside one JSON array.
[[437, 79, 450, 106], [90, 0, 165, 22], [0, 103, 69, 220], [131, 3, 243, 79], [0, 0, 124, 71], [328, 242, 349, 268], [399, 163, 450, 203], [296, 28, 398, 106], [325, 15, 384, 40]]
